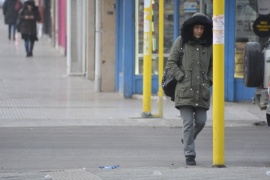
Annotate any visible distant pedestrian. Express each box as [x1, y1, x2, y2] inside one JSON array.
[[3, 0, 22, 40], [166, 13, 213, 166], [18, 0, 41, 57]]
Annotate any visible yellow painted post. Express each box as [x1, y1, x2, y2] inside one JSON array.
[[158, 0, 164, 118], [153, 0, 164, 118], [213, 0, 225, 167], [142, 0, 153, 117]]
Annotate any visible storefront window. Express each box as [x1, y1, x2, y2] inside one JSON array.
[[135, 0, 210, 75], [235, 0, 258, 78], [135, 0, 175, 75]]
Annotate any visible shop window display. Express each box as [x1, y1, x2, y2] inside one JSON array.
[[135, 0, 204, 75], [235, 0, 259, 78], [135, 0, 175, 75]]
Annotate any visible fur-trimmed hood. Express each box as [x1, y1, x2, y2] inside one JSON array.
[[181, 13, 212, 46], [24, 0, 36, 7]]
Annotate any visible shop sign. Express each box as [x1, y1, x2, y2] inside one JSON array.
[[184, 2, 198, 13], [253, 15, 270, 37], [258, 0, 270, 15], [144, 0, 151, 8]]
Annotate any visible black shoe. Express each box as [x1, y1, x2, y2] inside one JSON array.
[[26, 52, 33, 57], [186, 155, 196, 166]]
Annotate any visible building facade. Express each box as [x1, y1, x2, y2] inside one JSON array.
[[116, 0, 269, 101], [47, 0, 270, 101]]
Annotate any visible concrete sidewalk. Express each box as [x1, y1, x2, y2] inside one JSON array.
[[0, 29, 266, 128], [1, 167, 270, 180], [0, 16, 267, 128]]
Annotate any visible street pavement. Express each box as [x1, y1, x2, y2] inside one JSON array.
[[1, 126, 270, 180], [0, 12, 269, 180]]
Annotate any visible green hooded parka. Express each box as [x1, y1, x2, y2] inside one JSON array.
[[166, 13, 213, 110]]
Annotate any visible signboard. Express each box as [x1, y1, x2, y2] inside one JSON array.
[[213, 15, 225, 44], [253, 16, 270, 37], [258, 0, 270, 15], [184, 2, 198, 13], [144, 0, 151, 8]]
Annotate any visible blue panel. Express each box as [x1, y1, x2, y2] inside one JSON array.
[[152, 76, 159, 93], [119, 72, 124, 94], [134, 75, 158, 94], [122, 0, 135, 98], [225, 0, 236, 101], [234, 79, 255, 101], [115, 0, 122, 92], [115, 1, 134, 97], [134, 75, 143, 94], [174, 0, 180, 40]]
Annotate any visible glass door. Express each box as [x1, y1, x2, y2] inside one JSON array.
[[135, 0, 175, 75]]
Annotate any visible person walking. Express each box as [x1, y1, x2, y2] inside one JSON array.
[[3, 0, 22, 40], [18, 0, 40, 57], [166, 13, 213, 166]]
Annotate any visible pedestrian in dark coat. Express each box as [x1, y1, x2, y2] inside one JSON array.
[[3, 0, 22, 40], [18, 0, 41, 57], [166, 13, 213, 166]]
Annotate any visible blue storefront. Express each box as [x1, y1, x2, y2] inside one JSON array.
[[115, 0, 266, 101]]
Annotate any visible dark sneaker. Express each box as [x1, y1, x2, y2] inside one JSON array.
[[186, 155, 196, 166], [26, 52, 33, 57]]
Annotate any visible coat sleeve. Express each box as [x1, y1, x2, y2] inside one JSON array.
[[166, 36, 185, 82], [3, 1, 7, 15]]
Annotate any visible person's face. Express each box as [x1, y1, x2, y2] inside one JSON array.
[[193, 24, 204, 39], [27, 4, 32, 10]]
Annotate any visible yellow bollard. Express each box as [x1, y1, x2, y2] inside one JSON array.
[[152, 0, 164, 118], [158, 0, 164, 118], [213, 0, 225, 167], [142, 0, 153, 117]]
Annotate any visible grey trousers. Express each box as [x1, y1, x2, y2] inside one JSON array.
[[179, 106, 207, 157]]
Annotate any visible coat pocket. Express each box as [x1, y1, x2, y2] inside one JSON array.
[[201, 84, 210, 100], [177, 70, 193, 98], [201, 74, 211, 101]]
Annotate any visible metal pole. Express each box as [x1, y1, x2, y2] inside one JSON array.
[[95, 0, 102, 92], [154, 0, 164, 118], [142, 0, 153, 117], [174, 0, 179, 40], [213, 0, 225, 167], [200, 0, 205, 13], [67, 0, 71, 74]]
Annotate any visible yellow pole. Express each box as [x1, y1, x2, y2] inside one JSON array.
[[142, 0, 153, 117], [158, 0, 164, 118], [153, 0, 164, 118], [213, 0, 225, 167]]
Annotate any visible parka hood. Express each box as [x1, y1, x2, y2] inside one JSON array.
[[24, 0, 35, 7], [181, 13, 213, 46]]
